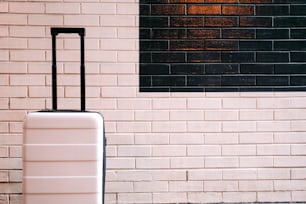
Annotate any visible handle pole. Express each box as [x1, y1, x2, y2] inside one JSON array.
[[52, 33, 57, 111], [51, 27, 86, 111]]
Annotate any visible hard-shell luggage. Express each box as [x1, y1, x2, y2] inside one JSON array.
[[23, 28, 106, 204]]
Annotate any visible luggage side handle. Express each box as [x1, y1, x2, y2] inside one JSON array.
[[51, 27, 86, 111]]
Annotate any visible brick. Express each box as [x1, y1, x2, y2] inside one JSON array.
[[0, 195, 8, 204], [222, 145, 256, 156], [101, 39, 136, 51], [46, 3, 80, 14], [239, 133, 273, 144], [0, 111, 26, 121], [0, 50, 9, 61], [118, 28, 138, 39], [153, 145, 186, 156], [118, 145, 151, 157], [118, 75, 138, 86], [10, 75, 45, 86], [9, 146, 20, 158], [152, 170, 186, 181], [117, 3, 138, 15], [274, 156, 306, 167], [152, 121, 186, 133], [0, 99, 9, 110], [0, 146, 8, 157], [135, 110, 169, 121], [188, 121, 221, 132], [107, 170, 152, 182], [152, 5, 185, 15], [188, 169, 222, 181], [257, 98, 290, 109], [275, 180, 306, 191], [239, 180, 273, 191], [9, 2, 44, 13], [240, 156, 273, 168], [28, 15, 63, 25], [169, 181, 203, 192], [10, 26, 45, 37], [222, 5, 254, 15], [101, 15, 135, 27], [0, 14, 27, 25], [188, 5, 220, 15], [188, 192, 222, 203], [204, 181, 238, 192], [205, 17, 238, 27], [223, 192, 256, 203], [118, 193, 152, 204], [64, 15, 99, 26], [187, 98, 221, 109], [188, 145, 221, 156], [0, 87, 27, 97], [292, 191, 306, 202], [101, 110, 134, 121], [223, 98, 256, 109], [0, 38, 27, 49], [107, 158, 135, 169], [106, 182, 133, 193], [0, 75, 8, 85], [0, 26, 8, 37], [257, 192, 291, 202], [205, 157, 239, 168], [292, 168, 306, 179], [101, 87, 137, 98], [205, 133, 238, 144], [0, 123, 9, 133], [135, 133, 169, 145], [257, 168, 290, 180], [257, 121, 291, 132], [257, 144, 290, 155], [0, 134, 22, 145], [171, 157, 204, 168], [10, 50, 45, 61], [0, 183, 21, 194], [223, 169, 257, 180], [0, 171, 8, 182], [170, 133, 204, 144], [118, 51, 138, 62], [117, 122, 151, 133], [153, 192, 187, 204], [205, 110, 238, 121], [170, 110, 204, 121], [222, 121, 256, 132], [10, 98, 45, 110], [134, 181, 168, 192], [9, 170, 22, 182], [153, 98, 186, 109], [0, 158, 22, 169], [240, 110, 273, 120], [10, 122, 23, 133], [0, 2, 8, 12], [27, 38, 50, 50], [136, 158, 170, 169], [118, 99, 151, 110], [87, 98, 117, 110]]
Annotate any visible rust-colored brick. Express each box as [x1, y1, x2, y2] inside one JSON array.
[[188, 5, 221, 15], [205, 17, 238, 27], [222, 5, 254, 15]]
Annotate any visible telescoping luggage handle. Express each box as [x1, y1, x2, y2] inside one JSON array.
[[51, 27, 86, 112]]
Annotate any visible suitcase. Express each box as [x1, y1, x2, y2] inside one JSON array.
[[23, 28, 106, 204]]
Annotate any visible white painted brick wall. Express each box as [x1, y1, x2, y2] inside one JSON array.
[[1, 0, 306, 204]]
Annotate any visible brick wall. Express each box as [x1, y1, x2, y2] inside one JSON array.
[[1, 0, 306, 204], [140, 0, 306, 92]]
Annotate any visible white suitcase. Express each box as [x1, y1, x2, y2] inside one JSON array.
[[23, 28, 106, 204]]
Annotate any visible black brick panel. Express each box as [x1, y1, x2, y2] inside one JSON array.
[[139, 1, 306, 92]]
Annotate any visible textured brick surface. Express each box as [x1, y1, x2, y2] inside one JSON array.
[[140, 1, 306, 91], [1, 1, 306, 204]]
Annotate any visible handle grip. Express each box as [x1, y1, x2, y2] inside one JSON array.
[[51, 27, 86, 111]]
